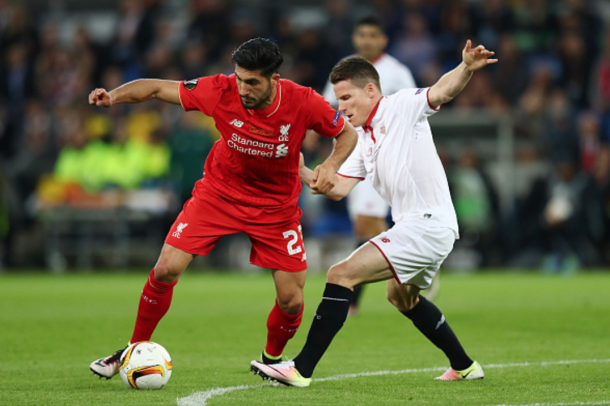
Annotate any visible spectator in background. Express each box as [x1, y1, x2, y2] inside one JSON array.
[[473, 0, 514, 50], [168, 113, 215, 205], [0, 2, 37, 52], [0, 42, 36, 109], [516, 159, 596, 272], [541, 89, 579, 165], [578, 112, 600, 174], [582, 145, 610, 264], [449, 149, 500, 267], [187, 0, 231, 61], [519, 61, 556, 120], [391, 12, 437, 83], [437, 1, 474, 70], [322, 0, 352, 56], [491, 34, 528, 105], [557, 29, 591, 108], [109, 0, 147, 80], [180, 42, 209, 80], [5, 100, 55, 204]]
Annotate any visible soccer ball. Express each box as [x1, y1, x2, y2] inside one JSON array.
[[119, 341, 172, 389]]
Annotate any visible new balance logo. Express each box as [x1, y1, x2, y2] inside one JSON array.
[[275, 143, 289, 158], [230, 119, 244, 128], [172, 223, 188, 238]]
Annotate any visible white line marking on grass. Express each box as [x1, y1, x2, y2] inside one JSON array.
[[176, 358, 610, 406], [487, 402, 610, 406], [177, 384, 266, 406]]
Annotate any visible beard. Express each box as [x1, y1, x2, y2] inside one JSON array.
[[240, 83, 273, 109]]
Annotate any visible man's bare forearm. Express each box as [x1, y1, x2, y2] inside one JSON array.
[[300, 164, 353, 200], [428, 41, 496, 108], [431, 62, 473, 106], [299, 165, 314, 187], [323, 122, 358, 171], [109, 79, 180, 105]]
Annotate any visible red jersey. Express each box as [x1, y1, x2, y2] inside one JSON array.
[[178, 74, 345, 211]]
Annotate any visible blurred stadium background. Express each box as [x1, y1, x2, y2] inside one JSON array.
[[1, 0, 610, 274]]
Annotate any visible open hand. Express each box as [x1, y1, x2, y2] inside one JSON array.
[[463, 40, 498, 72], [88, 88, 113, 107]]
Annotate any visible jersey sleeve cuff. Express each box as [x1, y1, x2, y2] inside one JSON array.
[[337, 173, 365, 180], [178, 82, 187, 111], [426, 88, 442, 111]]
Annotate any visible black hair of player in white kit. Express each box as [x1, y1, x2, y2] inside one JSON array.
[[330, 56, 382, 92], [231, 38, 284, 78], [355, 15, 386, 32]]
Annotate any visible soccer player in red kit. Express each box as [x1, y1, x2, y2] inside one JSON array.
[[88, 38, 358, 379]]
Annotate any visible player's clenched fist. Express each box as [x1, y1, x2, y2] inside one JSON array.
[[88, 88, 113, 107], [310, 162, 337, 195]]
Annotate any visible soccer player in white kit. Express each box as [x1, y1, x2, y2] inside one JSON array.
[[251, 40, 497, 386], [322, 16, 417, 314]]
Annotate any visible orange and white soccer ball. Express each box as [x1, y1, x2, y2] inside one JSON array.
[[119, 341, 172, 389]]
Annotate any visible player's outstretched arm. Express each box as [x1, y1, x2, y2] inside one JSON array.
[[310, 121, 358, 194], [428, 40, 497, 108], [88, 79, 181, 108], [299, 153, 360, 200]]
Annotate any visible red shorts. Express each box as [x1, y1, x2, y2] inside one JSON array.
[[165, 191, 307, 272]]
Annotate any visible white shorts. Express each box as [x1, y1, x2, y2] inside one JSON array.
[[369, 222, 455, 289], [347, 178, 389, 220]]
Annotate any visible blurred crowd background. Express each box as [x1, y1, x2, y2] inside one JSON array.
[[1, 0, 610, 273]]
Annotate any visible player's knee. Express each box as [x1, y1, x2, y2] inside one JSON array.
[[276, 292, 303, 315], [153, 261, 183, 283], [387, 290, 419, 312], [327, 262, 359, 289]]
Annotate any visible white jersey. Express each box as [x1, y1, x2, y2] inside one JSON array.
[[322, 53, 416, 106], [337, 87, 459, 237]]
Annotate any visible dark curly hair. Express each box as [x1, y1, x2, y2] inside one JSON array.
[[231, 38, 283, 78]]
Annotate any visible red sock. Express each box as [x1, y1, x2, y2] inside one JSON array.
[[130, 269, 178, 343], [265, 301, 304, 357]]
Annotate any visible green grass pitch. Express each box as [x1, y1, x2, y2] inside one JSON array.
[[1, 270, 609, 405]]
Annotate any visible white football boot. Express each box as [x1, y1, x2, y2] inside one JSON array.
[[90, 347, 126, 379]]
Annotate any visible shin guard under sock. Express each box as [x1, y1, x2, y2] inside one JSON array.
[[294, 283, 353, 378], [402, 295, 473, 370], [265, 301, 303, 358], [131, 269, 177, 343]]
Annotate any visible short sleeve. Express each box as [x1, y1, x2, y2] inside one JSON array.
[[391, 87, 441, 122], [305, 89, 345, 138], [337, 145, 366, 180], [179, 74, 231, 116]]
